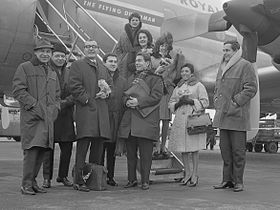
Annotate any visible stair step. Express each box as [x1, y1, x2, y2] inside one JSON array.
[[151, 158, 172, 169], [151, 168, 183, 175]]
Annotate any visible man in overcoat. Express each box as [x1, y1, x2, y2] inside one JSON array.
[[118, 52, 164, 190], [69, 40, 111, 192], [42, 43, 75, 188], [100, 53, 127, 186], [213, 40, 257, 192], [12, 38, 60, 195]]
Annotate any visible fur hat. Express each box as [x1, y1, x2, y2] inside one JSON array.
[[128, 12, 141, 22], [53, 43, 67, 54], [34, 38, 53, 50]]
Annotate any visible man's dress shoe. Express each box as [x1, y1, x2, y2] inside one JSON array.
[[233, 183, 244, 192], [107, 178, 118, 186], [56, 177, 73, 187], [124, 180, 137, 188], [21, 186, 36, 195], [141, 183, 149, 190], [73, 184, 90, 192], [42, 179, 51, 188], [33, 185, 47, 193], [213, 181, 234, 189]]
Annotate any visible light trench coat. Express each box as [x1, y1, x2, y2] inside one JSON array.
[[168, 81, 209, 152]]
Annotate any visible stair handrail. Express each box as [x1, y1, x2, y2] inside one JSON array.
[[35, 11, 78, 61], [71, 0, 118, 44], [65, 11, 105, 56], [43, 0, 102, 60]]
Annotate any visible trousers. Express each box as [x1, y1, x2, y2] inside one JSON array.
[[126, 135, 153, 184], [74, 137, 104, 185], [219, 129, 246, 184], [22, 147, 46, 187], [43, 142, 73, 180], [101, 142, 116, 180]]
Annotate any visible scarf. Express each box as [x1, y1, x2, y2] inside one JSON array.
[[177, 75, 199, 87]]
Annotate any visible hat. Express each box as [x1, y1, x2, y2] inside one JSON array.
[[128, 12, 141, 22], [34, 38, 54, 50], [53, 43, 67, 54]]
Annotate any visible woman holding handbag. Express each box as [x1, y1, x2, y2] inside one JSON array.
[[168, 63, 209, 187]]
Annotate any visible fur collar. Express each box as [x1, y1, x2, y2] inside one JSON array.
[[221, 49, 242, 76], [124, 23, 141, 46], [177, 75, 198, 87]]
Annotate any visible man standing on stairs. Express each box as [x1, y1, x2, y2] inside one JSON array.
[[69, 39, 111, 192], [42, 43, 76, 189]]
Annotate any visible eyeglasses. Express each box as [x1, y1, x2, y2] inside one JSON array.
[[84, 45, 99, 49]]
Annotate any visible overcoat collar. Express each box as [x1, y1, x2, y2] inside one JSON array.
[[84, 57, 98, 67], [221, 49, 242, 77]]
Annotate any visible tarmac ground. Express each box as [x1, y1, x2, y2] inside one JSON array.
[[0, 139, 280, 210]]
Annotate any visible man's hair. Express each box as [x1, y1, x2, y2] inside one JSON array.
[[224, 40, 240, 51], [103, 53, 117, 63], [136, 52, 151, 62], [181, 63, 195, 74]]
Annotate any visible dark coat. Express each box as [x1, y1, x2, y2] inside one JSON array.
[[69, 58, 111, 140], [12, 58, 60, 150], [213, 51, 258, 131], [113, 23, 141, 78], [106, 69, 127, 142], [51, 61, 76, 142], [118, 72, 164, 141]]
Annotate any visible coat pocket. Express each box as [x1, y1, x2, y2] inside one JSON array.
[[30, 104, 45, 120], [227, 100, 242, 118]]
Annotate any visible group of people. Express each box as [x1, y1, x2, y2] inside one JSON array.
[[12, 12, 258, 196]]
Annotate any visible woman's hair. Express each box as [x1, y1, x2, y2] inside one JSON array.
[[153, 32, 173, 59], [136, 29, 153, 48], [181, 63, 194, 74], [128, 12, 141, 22], [136, 51, 151, 62], [224, 40, 240, 51]]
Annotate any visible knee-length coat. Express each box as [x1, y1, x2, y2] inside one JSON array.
[[51, 61, 76, 142], [69, 58, 111, 140], [118, 72, 164, 141], [213, 51, 257, 131], [168, 78, 209, 152], [113, 23, 141, 78], [12, 58, 61, 150]]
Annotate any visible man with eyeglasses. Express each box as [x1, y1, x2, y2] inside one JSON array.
[[69, 39, 111, 192], [42, 43, 76, 189]]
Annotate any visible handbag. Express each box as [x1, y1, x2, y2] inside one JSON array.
[[124, 79, 160, 118], [72, 163, 108, 191], [187, 112, 212, 135]]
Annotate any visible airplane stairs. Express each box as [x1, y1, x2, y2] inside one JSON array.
[[36, 0, 185, 180]]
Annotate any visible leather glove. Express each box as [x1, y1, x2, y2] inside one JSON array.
[[179, 95, 195, 105], [174, 100, 185, 111]]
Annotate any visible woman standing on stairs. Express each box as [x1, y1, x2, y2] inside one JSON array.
[[113, 12, 142, 79], [168, 63, 209, 187]]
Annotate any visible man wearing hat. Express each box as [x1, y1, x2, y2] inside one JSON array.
[[113, 12, 142, 78], [42, 43, 76, 188], [12, 38, 61, 195]]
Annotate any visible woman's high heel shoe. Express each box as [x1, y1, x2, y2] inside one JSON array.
[[180, 176, 191, 186], [189, 176, 199, 187]]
